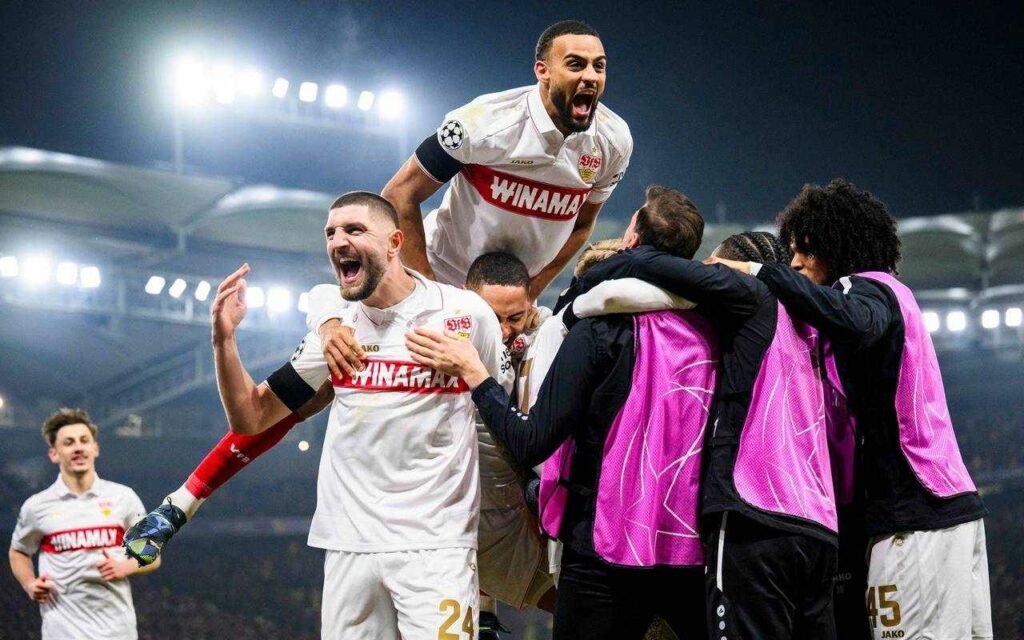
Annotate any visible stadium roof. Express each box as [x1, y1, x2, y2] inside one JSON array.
[[1, 146, 1022, 431], [2, 146, 1022, 291]]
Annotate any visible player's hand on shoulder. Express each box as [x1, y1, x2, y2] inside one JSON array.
[[211, 263, 251, 342], [704, 256, 752, 274], [320, 319, 366, 378], [25, 573, 55, 603]]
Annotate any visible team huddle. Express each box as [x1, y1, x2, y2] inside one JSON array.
[[10, 19, 991, 640]]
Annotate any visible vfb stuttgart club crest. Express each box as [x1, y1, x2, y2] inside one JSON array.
[[578, 154, 602, 182], [445, 315, 472, 340]]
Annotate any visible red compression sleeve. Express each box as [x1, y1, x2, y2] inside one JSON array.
[[184, 413, 303, 499]]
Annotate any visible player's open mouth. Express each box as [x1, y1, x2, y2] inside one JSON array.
[[339, 260, 362, 285], [571, 92, 596, 119]]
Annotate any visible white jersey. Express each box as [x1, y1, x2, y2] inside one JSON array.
[[419, 84, 633, 285], [10, 475, 146, 640], [269, 271, 513, 553], [478, 306, 553, 510]]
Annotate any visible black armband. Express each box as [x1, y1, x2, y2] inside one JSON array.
[[415, 134, 463, 183]]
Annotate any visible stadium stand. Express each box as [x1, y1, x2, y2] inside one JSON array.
[[1, 148, 1022, 639]]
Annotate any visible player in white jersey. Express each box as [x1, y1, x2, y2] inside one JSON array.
[[208, 191, 511, 639], [9, 408, 160, 640], [381, 19, 632, 299]]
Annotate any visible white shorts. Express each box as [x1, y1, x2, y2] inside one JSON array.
[[867, 519, 991, 640], [478, 506, 555, 609], [322, 547, 478, 640]]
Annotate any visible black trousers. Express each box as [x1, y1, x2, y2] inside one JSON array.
[[834, 503, 872, 640], [705, 511, 838, 640], [553, 545, 707, 640]]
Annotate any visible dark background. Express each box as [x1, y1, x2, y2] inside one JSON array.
[[1, 0, 1022, 223]]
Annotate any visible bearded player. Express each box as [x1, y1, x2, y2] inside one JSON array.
[[206, 192, 511, 638]]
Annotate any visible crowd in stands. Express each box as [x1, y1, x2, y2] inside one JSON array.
[[2, 378, 1022, 638]]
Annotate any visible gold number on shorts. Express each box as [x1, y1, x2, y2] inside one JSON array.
[[866, 585, 902, 629], [438, 600, 474, 639], [866, 587, 879, 629], [878, 584, 902, 627], [438, 599, 461, 640]]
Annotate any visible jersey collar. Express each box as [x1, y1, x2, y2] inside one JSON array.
[[52, 474, 102, 499], [528, 83, 598, 148], [356, 268, 445, 326]]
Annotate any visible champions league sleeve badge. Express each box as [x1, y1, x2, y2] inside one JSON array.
[[578, 153, 602, 182], [439, 120, 466, 151]]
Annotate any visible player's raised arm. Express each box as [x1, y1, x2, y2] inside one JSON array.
[[381, 154, 445, 278], [528, 200, 603, 300], [210, 263, 292, 434]]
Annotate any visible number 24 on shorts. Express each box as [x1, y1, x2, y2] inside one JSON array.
[[438, 598, 474, 639], [866, 585, 902, 629]]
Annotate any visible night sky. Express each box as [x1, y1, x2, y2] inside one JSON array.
[[1, 0, 1021, 225]]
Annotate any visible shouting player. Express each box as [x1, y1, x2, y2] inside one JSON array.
[[204, 192, 510, 638], [9, 408, 160, 640], [383, 19, 632, 298]]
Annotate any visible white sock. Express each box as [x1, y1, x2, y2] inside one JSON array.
[[164, 485, 205, 521]]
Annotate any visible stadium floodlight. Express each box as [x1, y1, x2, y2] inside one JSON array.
[[194, 280, 211, 301], [946, 310, 967, 332], [22, 255, 53, 285], [378, 91, 405, 120], [298, 440, 310, 452], [79, 266, 101, 288], [272, 77, 289, 98], [0, 256, 19, 278], [267, 286, 292, 313], [56, 262, 79, 286], [1006, 307, 1023, 328], [980, 309, 1000, 330], [0, 395, 4, 409], [922, 310, 941, 334], [212, 65, 236, 105], [299, 82, 319, 103], [175, 57, 207, 106], [168, 278, 187, 298], [298, 291, 309, 313], [357, 90, 375, 111], [145, 275, 166, 295], [238, 69, 262, 97], [247, 286, 265, 308], [324, 84, 348, 109]]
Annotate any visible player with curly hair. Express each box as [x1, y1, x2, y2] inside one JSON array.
[[714, 179, 991, 640]]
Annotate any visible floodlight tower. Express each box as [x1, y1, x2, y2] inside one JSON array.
[[169, 55, 409, 174]]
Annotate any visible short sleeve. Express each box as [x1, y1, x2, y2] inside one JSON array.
[[305, 284, 352, 332], [266, 331, 331, 412], [587, 131, 633, 204], [123, 490, 147, 530], [10, 502, 41, 555], [415, 105, 477, 182]]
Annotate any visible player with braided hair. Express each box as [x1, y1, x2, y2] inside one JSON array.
[[716, 230, 788, 265], [715, 179, 990, 640], [556, 228, 843, 638]]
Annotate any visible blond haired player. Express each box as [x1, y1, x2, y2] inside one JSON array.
[[9, 408, 160, 640]]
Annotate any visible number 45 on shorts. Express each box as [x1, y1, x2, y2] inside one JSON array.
[[866, 585, 902, 632], [438, 598, 474, 639]]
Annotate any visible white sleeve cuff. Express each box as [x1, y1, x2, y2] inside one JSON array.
[[573, 278, 695, 318], [749, 262, 763, 277]]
